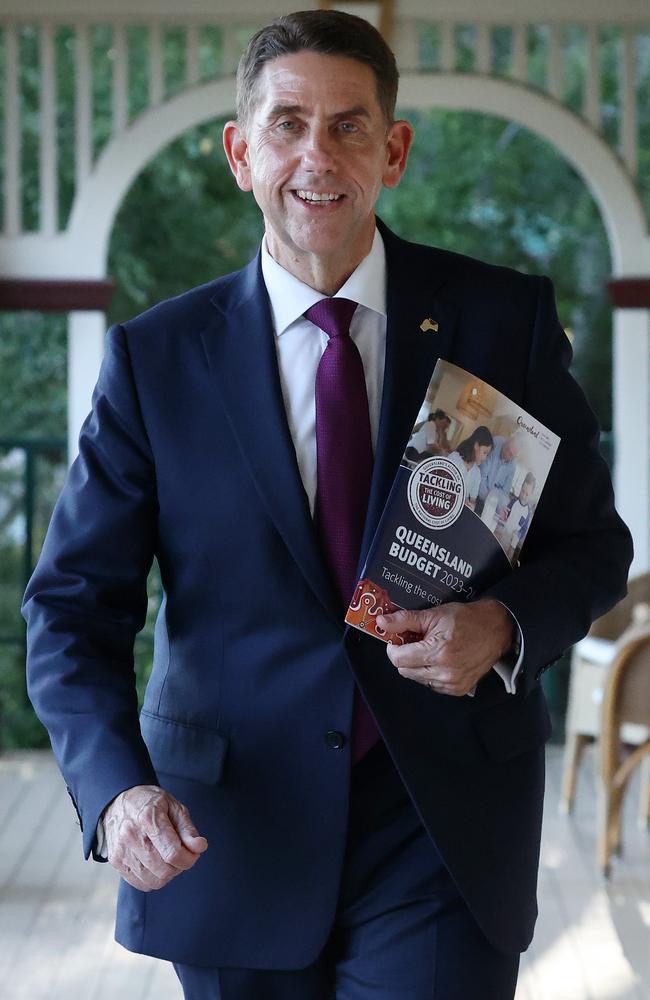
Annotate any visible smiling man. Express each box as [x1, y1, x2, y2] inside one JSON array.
[[23, 10, 632, 1000], [223, 48, 411, 294]]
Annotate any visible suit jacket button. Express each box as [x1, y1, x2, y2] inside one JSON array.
[[324, 730, 346, 749]]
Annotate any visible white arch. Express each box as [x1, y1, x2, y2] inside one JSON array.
[[66, 72, 650, 278], [399, 74, 649, 274], [66, 80, 238, 276]]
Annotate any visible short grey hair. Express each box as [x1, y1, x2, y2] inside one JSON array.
[[235, 9, 399, 128]]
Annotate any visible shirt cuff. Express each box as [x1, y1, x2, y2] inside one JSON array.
[[491, 603, 524, 694], [94, 816, 108, 859]]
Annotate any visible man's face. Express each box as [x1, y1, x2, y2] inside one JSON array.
[[223, 51, 413, 279], [502, 439, 519, 462]]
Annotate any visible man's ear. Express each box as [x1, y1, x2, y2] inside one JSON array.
[[223, 121, 252, 192], [382, 119, 414, 190]]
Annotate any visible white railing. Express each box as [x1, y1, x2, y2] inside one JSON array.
[[1, 16, 649, 236]]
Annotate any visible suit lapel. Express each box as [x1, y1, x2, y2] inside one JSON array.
[[359, 225, 460, 564], [200, 255, 342, 625]]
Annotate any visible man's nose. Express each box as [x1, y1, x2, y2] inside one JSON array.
[[301, 126, 337, 171]]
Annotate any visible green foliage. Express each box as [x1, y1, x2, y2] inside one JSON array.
[[527, 26, 550, 91], [455, 25, 477, 73], [55, 27, 76, 230], [126, 26, 150, 120], [92, 25, 114, 160], [563, 26, 586, 115], [491, 27, 512, 77], [599, 27, 622, 150], [107, 121, 263, 324], [19, 26, 40, 231], [419, 25, 440, 70], [0, 314, 67, 438], [0, 442, 67, 750], [199, 26, 224, 80], [0, 538, 25, 643], [163, 26, 187, 98]]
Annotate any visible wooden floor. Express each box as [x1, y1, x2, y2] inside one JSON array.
[[0, 746, 648, 1000]]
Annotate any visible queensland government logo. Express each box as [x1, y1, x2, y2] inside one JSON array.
[[406, 457, 465, 530]]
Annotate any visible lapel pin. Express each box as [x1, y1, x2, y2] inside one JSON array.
[[420, 318, 439, 333]]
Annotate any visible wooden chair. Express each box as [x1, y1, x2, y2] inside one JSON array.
[[598, 633, 650, 876], [560, 573, 650, 816]]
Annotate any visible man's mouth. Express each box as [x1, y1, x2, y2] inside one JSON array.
[[293, 190, 344, 203]]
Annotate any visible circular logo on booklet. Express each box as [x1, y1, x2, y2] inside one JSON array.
[[407, 457, 465, 530]]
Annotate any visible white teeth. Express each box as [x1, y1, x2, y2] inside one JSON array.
[[296, 190, 342, 202]]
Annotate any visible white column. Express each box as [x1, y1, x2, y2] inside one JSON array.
[[613, 308, 650, 574], [67, 311, 106, 462]]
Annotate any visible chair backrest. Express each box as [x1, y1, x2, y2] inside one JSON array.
[[598, 631, 650, 876], [589, 573, 650, 640], [602, 632, 650, 756], [610, 633, 650, 728]]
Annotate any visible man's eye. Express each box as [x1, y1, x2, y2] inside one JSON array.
[[339, 121, 358, 133], [277, 120, 297, 131]]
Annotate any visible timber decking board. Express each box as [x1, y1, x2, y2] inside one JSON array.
[[0, 745, 647, 999]]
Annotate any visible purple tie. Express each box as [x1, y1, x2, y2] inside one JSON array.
[[305, 297, 380, 762]]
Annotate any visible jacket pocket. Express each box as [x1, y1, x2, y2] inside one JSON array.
[[472, 686, 552, 762], [140, 710, 229, 785]]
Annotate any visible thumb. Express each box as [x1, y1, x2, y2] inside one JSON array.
[[377, 609, 427, 633], [169, 800, 209, 854]]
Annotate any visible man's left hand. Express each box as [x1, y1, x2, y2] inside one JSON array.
[[376, 599, 514, 697]]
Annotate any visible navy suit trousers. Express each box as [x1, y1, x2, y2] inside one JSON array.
[[174, 741, 520, 999]]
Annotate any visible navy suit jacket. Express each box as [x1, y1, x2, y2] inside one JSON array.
[[23, 221, 632, 967]]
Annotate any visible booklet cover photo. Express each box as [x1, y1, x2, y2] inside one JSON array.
[[345, 360, 560, 645]]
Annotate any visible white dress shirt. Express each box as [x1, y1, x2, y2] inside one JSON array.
[[261, 228, 387, 516]]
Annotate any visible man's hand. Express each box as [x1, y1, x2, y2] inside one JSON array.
[[377, 599, 514, 697], [103, 784, 208, 891]]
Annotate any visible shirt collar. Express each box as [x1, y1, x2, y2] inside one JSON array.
[[260, 227, 387, 337]]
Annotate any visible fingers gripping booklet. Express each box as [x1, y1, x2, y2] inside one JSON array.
[[345, 361, 560, 646]]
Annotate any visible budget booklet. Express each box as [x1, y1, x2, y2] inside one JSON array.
[[345, 360, 560, 645]]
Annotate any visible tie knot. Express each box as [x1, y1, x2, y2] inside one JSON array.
[[305, 298, 357, 340]]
